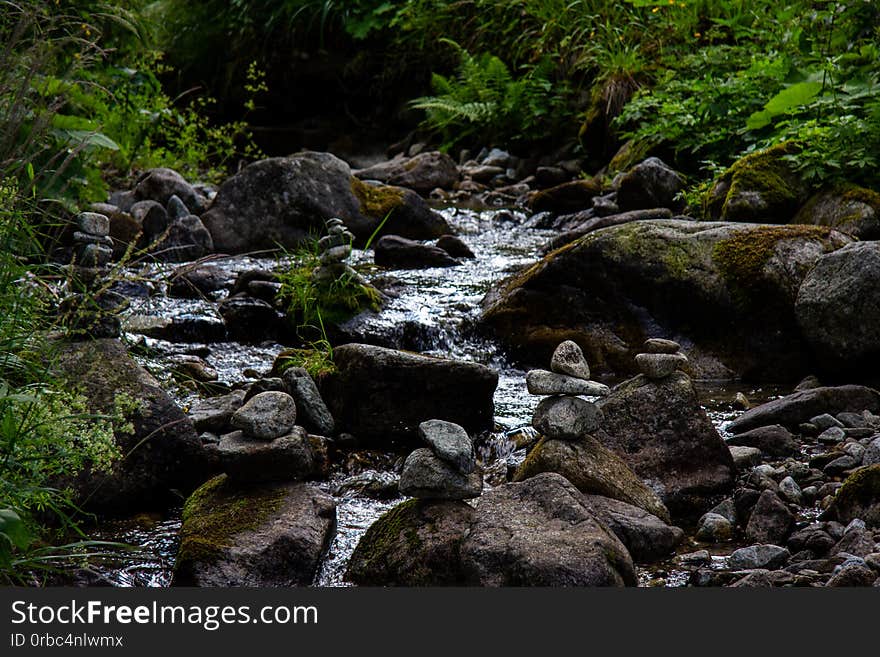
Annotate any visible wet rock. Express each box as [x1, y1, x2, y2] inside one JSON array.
[[201, 152, 449, 253], [826, 562, 877, 587], [616, 157, 685, 212], [818, 426, 846, 444], [158, 215, 214, 262], [333, 471, 399, 500], [729, 445, 763, 470], [726, 424, 799, 457], [812, 413, 845, 431], [696, 512, 734, 542], [436, 234, 475, 259], [728, 544, 790, 570], [168, 264, 230, 299], [354, 151, 459, 194], [321, 343, 497, 446], [746, 490, 795, 545], [55, 339, 211, 515], [281, 367, 335, 436], [417, 419, 475, 474], [373, 235, 460, 269], [578, 494, 684, 561], [218, 295, 282, 341], [787, 524, 835, 556], [549, 340, 591, 380], [398, 448, 482, 500], [188, 390, 246, 433], [728, 385, 880, 434], [525, 370, 609, 396], [514, 435, 670, 522], [166, 194, 190, 220], [173, 475, 335, 587], [134, 167, 205, 214], [214, 428, 327, 483], [531, 396, 603, 440], [795, 242, 880, 375], [346, 499, 475, 586], [597, 372, 735, 520], [130, 200, 168, 239], [778, 476, 804, 505], [527, 177, 603, 214], [230, 391, 297, 440], [830, 526, 875, 558], [169, 355, 218, 383], [824, 454, 860, 477], [826, 465, 880, 528], [461, 474, 636, 586]]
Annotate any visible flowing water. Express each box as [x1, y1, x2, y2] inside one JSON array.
[[96, 206, 789, 587]]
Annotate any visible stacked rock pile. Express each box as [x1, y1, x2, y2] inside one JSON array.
[[213, 391, 327, 484], [399, 419, 482, 500], [60, 211, 127, 338], [526, 340, 610, 440], [313, 218, 360, 284], [634, 338, 688, 379]]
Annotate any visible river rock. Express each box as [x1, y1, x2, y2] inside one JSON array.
[[56, 338, 211, 515], [134, 167, 206, 214], [281, 367, 334, 436], [218, 295, 283, 341], [531, 396, 603, 440], [321, 344, 497, 445], [696, 512, 734, 542], [728, 544, 790, 570], [745, 490, 795, 544], [514, 435, 670, 522], [168, 263, 230, 299], [825, 561, 877, 587], [643, 338, 681, 354], [864, 437, 880, 466], [188, 390, 246, 433], [354, 151, 459, 194], [201, 152, 449, 253], [214, 428, 327, 483], [130, 200, 168, 239], [398, 448, 482, 500], [418, 419, 475, 474], [792, 184, 880, 240], [77, 211, 110, 236], [527, 177, 603, 214], [826, 465, 880, 528], [729, 445, 763, 470], [230, 391, 297, 440], [461, 473, 636, 586], [346, 499, 475, 586], [436, 235, 475, 259], [795, 241, 880, 374], [726, 424, 799, 457], [597, 372, 735, 520], [157, 215, 214, 262], [173, 475, 335, 586], [615, 157, 685, 212], [481, 218, 851, 379], [727, 385, 880, 434], [373, 235, 460, 269], [579, 494, 684, 561], [549, 340, 591, 380], [634, 352, 688, 379], [525, 370, 610, 396]]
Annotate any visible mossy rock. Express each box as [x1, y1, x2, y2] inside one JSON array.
[[346, 498, 475, 585], [828, 465, 880, 528], [792, 183, 880, 240], [705, 143, 810, 223], [173, 474, 336, 586]]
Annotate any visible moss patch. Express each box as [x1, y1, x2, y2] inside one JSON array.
[[350, 176, 404, 220], [176, 474, 289, 567], [348, 499, 423, 574], [833, 465, 880, 514]]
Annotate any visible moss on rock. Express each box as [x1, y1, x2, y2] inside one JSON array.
[[830, 465, 880, 527], [350, 176, 404, 220]]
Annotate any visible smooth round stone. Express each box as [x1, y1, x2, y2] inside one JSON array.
[[643, 338, 681, 354], [525, 370, 610, 397], [418, 419, 475, 474], [77, 211, 110, 236], [166, 194, 191, 220], [696, 512, 733, 543], [319, 244, 352, 264], [549, 340, 591, 381], [532, 396, 603, 440], [398, 448, 482, 500], [230, 391, 297, 440], [635, 352, 688, 379]]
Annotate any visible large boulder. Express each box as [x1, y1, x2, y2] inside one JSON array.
[[346, 499, 475, 586], [56, 338, 212, 515], [173, 475, 336, 586], [133, 168, 206, 214], [727, 385, 880, 434], [320, 344, 497, 446], [353, 151, 459, 194], [481, 218, 851, 379], [795, 242, 880, 376], [596, 372, 736, 520], [792, 184, 880, 240], [514, 436, 670, 522], [461, 474, 636, 586], [705, 143, 810, 223], [201, 152, 449, 253]]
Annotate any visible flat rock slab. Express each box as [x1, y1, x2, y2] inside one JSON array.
[[526, 370, 610, 397]]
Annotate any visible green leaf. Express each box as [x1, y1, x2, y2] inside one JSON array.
[[61, 130, 120, 151], [764, 81, 823, 115], [746, 110, 773, 130], [0, 509, 31, 550]]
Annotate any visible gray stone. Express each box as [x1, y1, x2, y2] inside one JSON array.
[[166, 194, 190, 220], [230, 391, 297, 440], [812, 413, 845, 431], [863, 436, 880, 466], [436, 235, 475, 259], [746, 490, 795, 544], [188, 390, 246, 433], [73, 231, 113, 247], [838, 412, 869, 429], [399, 448, 482, 500], [634, 352, 688, 379], [727, 424, 799, 457], [134, 167, 205, 213], [333, 471, 399, 500], [729, 544, 790, 570], [525, 370, 610, 397], [319, 244, 352, 263], [696, 512, 733, 543], [77, 212, 110, 236], [827, 465, 880, 528], [417, 419, 475, 474], [354, 151, 459, 194], [77, 243, 112, 267], [281, 367, 335, 436], [214, 428, 327, 483], [616, 157, 685, 212], [826, 562, 877, 587], [729, 445, 763, 470], [531, 396, 603, 440], [709, 498, 738, 525], [778, 476, 804, 505], [374, 235, 459, 269], [643, 338, 681, 354], [549, 340, 591, 380], [818, 426, 846, 444], [824, 454, 860, 477]]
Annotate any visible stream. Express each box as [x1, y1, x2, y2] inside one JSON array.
[[90, 205, 799, 587]]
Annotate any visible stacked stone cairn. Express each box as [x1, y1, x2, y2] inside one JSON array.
[[313, 217, 362, 284], [214, 391, 327, 484], [634, 338, 688, 379], [399, 419, 482, 500], [60, 211, 127, 338], [526, 340, 611, 441]]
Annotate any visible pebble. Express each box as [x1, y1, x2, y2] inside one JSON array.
[[525, 369, 610, 397], [418, 419, 476, 474], [549, 340, 591, 381]]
